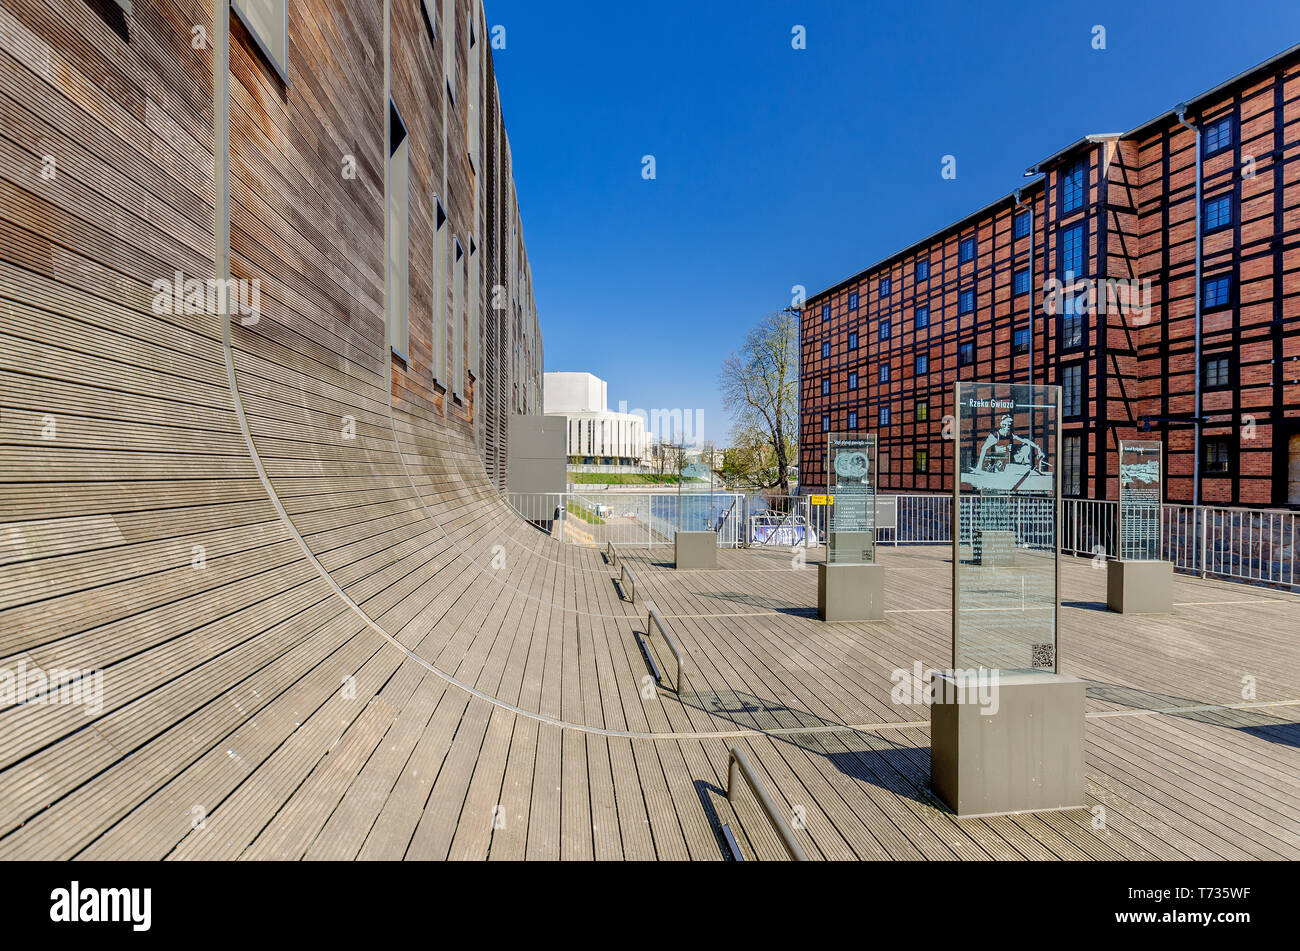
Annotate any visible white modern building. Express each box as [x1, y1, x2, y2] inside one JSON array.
[[544, 372, 649, 471]]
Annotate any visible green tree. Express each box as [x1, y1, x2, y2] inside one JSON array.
[[719, 308, 799, 494]]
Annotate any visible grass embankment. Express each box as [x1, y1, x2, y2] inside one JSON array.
[[570, 473, 705, 485], [566, 500, 606, 524]]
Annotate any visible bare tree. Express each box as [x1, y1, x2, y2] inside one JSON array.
[[719, 308, 800, 495]]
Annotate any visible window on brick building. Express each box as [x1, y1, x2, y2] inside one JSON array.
[[1013, 267, 1031, 296], [915, 401, 929, 422], [1014, 210, 1032, 238], [915, 306, 929, 330], [959, 289, 974, 314], [848, 410, 858, 429], [1059, 222, 1085, 279], [880, 320, 891, 341], [958, 341, 974, 367], [914, 449, 929, 473], [1203, 116, 1233, 157], [916, 259, 930, 281], [1202, 436, 1232, 475], [879, 364, 890, 383], [848, 331, 859, 350], [1204, 355, 1232, 390], [822, 302, 830, 321], [880, 276, 892, 297], [1013, 326, 1030, 355], [848, 371, 858, 390], [1061, 294, 1085, 350], [1063, 435, 1082, 497], [1203, 275, 1232, 309], [822, 378, 830, 396], [822, 415, 830, 433], [879, 406, 890, 426], [1204, 194, 1233, 232], [915, 354, 928, 375], [849, 291, 859, 310], [1063, 364, 1082, 417], [822, 342, 830, 358], [1061, 159, 1086, 213], [959, 237, 975, 263]]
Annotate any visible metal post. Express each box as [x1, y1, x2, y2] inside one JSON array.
[[1200, 506, 1209, 579]]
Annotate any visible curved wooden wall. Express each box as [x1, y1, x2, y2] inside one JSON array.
[[0, 0, 678, 860]]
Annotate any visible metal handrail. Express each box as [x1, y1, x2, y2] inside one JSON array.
[[607, 540, 617, 567], [726, 747, 807, 861], [619, 563, 638, 603], [717, 496, 739, 534], [645, 606, 685, 692]]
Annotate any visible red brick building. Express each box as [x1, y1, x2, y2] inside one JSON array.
[[801, 45, 1300, 507]]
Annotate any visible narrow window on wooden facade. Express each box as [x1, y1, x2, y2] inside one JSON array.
[[86, 0, 131, 40], [469, 237, 480, 383], [388, 100, 410, 360], [433, 198, 449, 385], [453, 238, 465, 396], [468, 9, 481, 172], [232, 0, 289, 83], [420, 0, 437, 43], [443, 0, 457, 104]]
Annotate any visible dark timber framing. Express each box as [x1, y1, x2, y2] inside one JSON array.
[[801, 45, 1300, 508]]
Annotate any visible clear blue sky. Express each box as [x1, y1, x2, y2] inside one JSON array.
[[486, 0, 1299, 444]]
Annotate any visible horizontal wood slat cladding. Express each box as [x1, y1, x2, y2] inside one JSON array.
[[0, 0, 558, 860], [801, 49, 1300, 507]]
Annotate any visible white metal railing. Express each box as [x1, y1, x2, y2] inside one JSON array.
[[507, 492, 744, 548], [1062, 499, 1298, 588], [509, 490, 1298, 590]]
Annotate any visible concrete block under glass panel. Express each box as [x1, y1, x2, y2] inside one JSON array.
[[930, 670, 1086, 818], [817, 562, 884, 621], [1107, 559, 1173, 614], [674, 531, 717, 570]]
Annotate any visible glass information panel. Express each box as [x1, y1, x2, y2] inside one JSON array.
[[1119, 440, 1162, 562], [953, 382, 1060, 673], [827, 432, 876, 564], [676, 443, 716, 532]]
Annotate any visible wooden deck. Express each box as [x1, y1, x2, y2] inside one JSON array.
[[3, 528, 1298, 860]]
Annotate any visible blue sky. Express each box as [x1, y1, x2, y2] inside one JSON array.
[[486, 0, 1299, 443]]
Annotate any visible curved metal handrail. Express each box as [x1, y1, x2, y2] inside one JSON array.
[[726, 747, 807, 861]]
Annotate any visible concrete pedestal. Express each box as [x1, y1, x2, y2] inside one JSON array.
[[1107, 559, 1173, 614], [674, 531, 717, 570], [930, 670, 1085, 818], [817, 562, 884, 622]]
